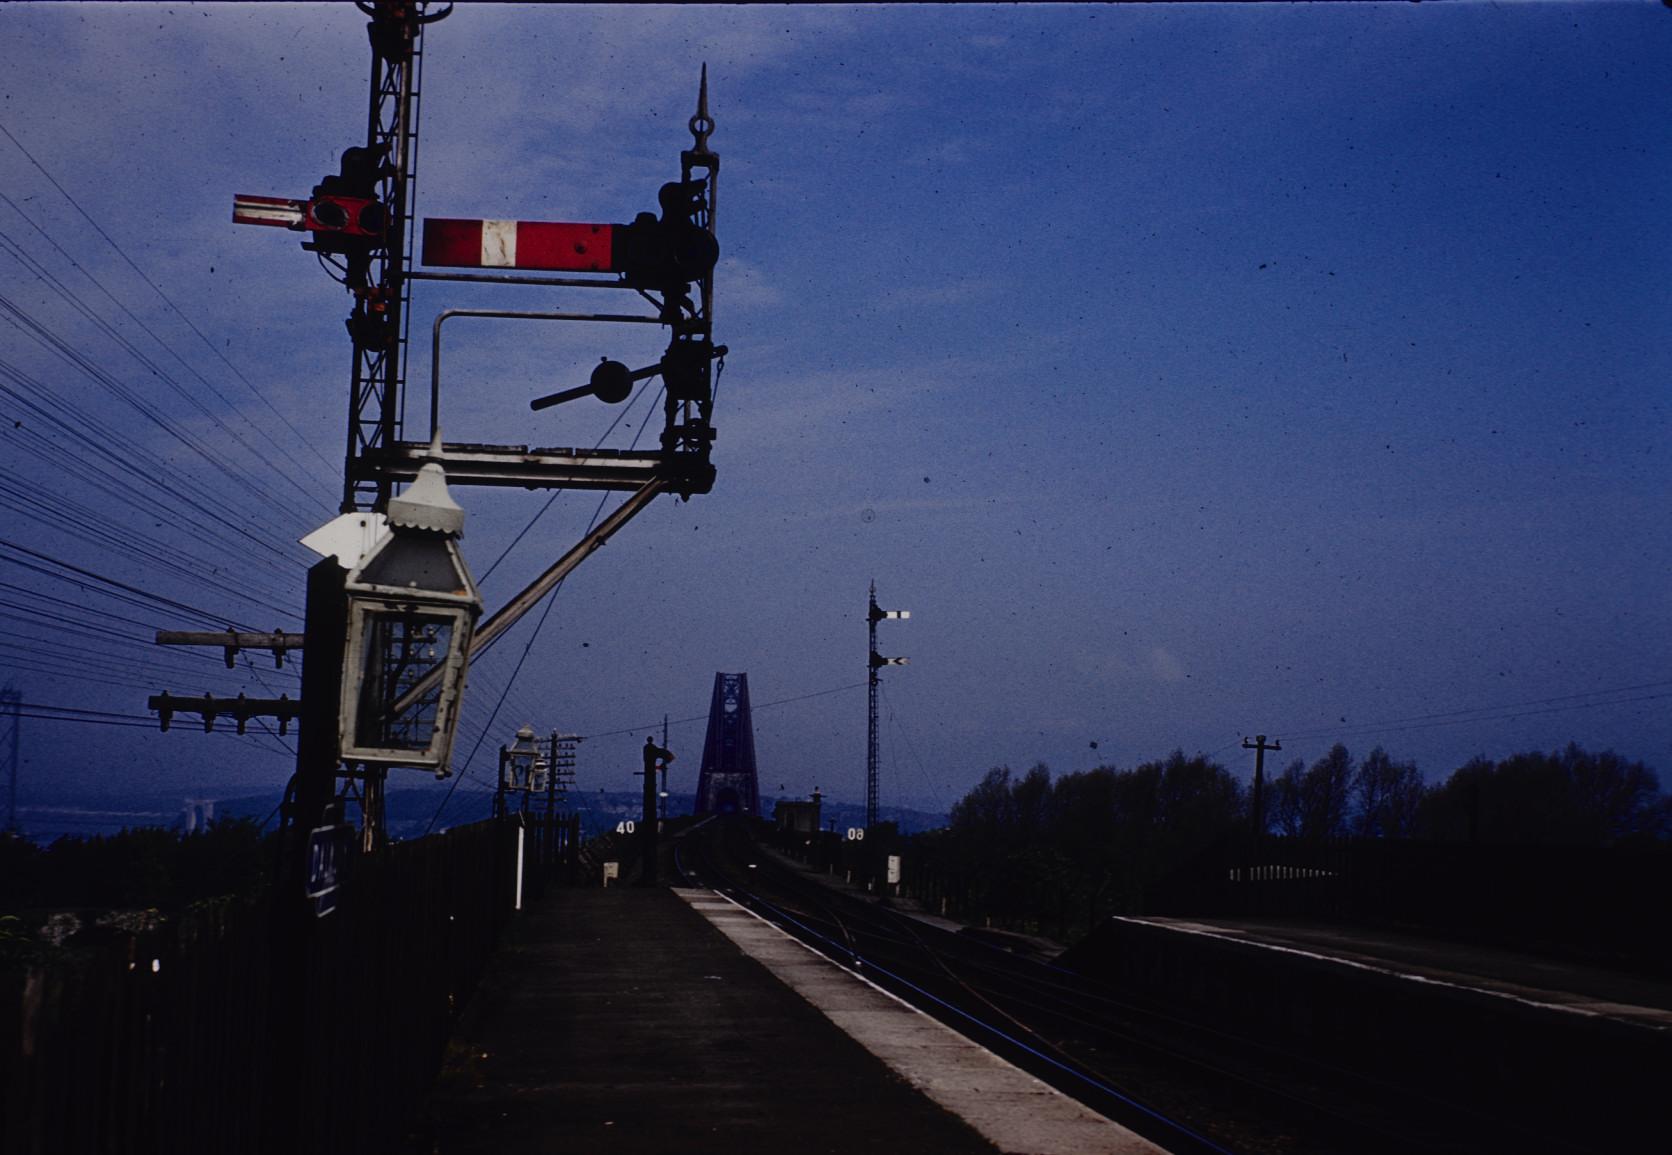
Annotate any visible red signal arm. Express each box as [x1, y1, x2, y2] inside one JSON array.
[[421, 218, 615, 273]]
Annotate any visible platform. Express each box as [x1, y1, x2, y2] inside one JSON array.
[[1128, 916, 1672, 1030], [1065, 915, 1672, 1153], [418, 885, 1159, 1155]]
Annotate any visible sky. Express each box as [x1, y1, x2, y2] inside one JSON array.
[[1, 1, 1668, 831]]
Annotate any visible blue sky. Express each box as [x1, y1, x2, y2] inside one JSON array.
[[1, 2, 1668, 826]]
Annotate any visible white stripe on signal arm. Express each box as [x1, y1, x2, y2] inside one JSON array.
[[481, 220, 517, 268]]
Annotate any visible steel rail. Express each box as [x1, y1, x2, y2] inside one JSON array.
[[673, 820, 1234, 1155], [677, 819, 1558, 1155]]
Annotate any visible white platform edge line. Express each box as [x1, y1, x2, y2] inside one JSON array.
[[1119, 918, 1669, 1027], [678, 886, 1168, 1155]]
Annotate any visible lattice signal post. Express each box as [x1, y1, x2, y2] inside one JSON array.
[[142, 15, 729, 1146], [154, 3, 727, 854], [867, 583, 909, 832]]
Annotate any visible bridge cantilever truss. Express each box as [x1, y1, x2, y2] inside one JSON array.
[[694, 673, 759, 817]]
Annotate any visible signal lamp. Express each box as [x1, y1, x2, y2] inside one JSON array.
[[338, 448, 481, 775]]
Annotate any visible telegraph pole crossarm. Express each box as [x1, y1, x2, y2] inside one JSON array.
[[148, 691, 300, 735], [155, 629, 306, 669], [148, 633, 307, 731]]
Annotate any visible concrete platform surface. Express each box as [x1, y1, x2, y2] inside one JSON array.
[[681, 889, 1163, 1155], [421, 886, 1155, 1155], [1132, 916, 1672, 1030]]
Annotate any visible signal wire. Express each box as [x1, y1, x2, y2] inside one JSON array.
[[435, 373, 665, 764], [880, 680, 938, 810]]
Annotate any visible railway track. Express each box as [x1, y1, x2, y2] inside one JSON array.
[[673, 816, 1586, 1155]]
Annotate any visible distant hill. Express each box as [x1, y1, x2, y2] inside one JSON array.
[[14, 786, 947, 844]]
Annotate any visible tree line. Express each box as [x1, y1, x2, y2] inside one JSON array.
[[1266, 743, 1670, 845], [0, 817, 270, 917], [910, 743, 1670, 940]]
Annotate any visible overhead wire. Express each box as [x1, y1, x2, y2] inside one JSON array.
[[1195, 678, 1672, 774], [0, 346, 310, 576], [0, 120, 337, 477], [9, 701, 166, 727], [0, 470, 300, 617], [0, 293, 313, 541], [0, 221, 329, 517], [0, 651, 290, 714], [0, 223, 329, 518], [0, 617, 301, 683], [0, 386, 305, 596], [1273, 679, 1672, 746], [0, 659, 245, 702], [0, 537, 266, 630], [0, 577, 200, 635], [578, 681, 870, 743], [0, 190, 336, 488], [0, 612, 232, 667], [8, 699, 297, 759]]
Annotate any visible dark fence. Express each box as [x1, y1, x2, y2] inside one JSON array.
[[522, 809, 584, 897], [1, 814, 579, 1155]]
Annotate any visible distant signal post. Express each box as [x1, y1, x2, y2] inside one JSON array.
[[867, 583, 909, 832]]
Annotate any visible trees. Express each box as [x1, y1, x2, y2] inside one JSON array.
[[936, 752, 1245, 934], [1416, 744, 1672, 846], [0, 817, 270, 915], [1353, 746, 1425, 839], [1266, 745, 1354, 839], [1149, 750, 1246, 859], [928, 740, 1669, 942], [1266, 758, 1307, 838], [948, 766, 1014, 845]]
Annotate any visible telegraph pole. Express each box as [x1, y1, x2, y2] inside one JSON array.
[[1242, 734, 1281, 839], [867, 582, 909, 832], [2, 684, 20, 835], [546, 731, 559, 817], [545, 730, 577, 873]]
